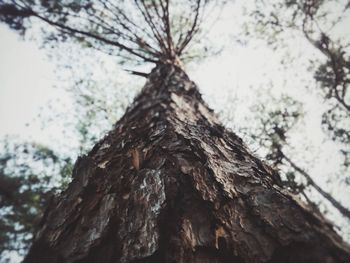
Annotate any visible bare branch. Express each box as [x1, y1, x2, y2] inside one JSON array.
[[281, 150, 350, 220], [176, 0, 202, 56], [31, 11, 158, 63]]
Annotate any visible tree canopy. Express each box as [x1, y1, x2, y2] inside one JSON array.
[[0, 0, 224, 65]]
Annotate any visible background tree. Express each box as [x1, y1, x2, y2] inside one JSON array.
[[236, 0, 350, 233], [239, 91, 350, 219], [245, 0, 350, 171], [0, 138, 72, 262]]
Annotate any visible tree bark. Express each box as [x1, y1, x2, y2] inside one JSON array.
[[24, 64, 350, 263]]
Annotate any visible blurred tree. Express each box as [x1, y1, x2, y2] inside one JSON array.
[[0, 139, 73, 261], [240, 0, 350, 223], [239, 92, 350, 219], [247, 0, 350, 168]]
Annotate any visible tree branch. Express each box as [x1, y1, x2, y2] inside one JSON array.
[[31, 11, 158, 63], [280, 150, 350, 220]]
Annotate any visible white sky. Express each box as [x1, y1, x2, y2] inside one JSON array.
[[0, 25, 70, 144]]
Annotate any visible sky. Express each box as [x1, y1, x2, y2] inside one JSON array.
[[0, 1, 349, 261], [0, 25, 71, 145]]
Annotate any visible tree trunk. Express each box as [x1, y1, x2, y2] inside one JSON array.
[[24, 64, 350, 263]]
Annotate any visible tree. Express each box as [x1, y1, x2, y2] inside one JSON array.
[[240, 92, 350, 219], [251, 0, 350, 165], [240, 0, 350, 226], [0, 138, 72, 261], [1, 0, 350, 262]]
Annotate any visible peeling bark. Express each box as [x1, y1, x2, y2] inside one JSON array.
[[24, 64, 350, 263]]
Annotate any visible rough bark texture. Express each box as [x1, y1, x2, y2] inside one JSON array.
[[24, 64, 350, 263]]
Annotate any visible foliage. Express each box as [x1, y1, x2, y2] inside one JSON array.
[[237, 91, 305, 192], [0, 138, 73, 261], [69, 68, 139, 152], [246, 0, 350, 167], [246, 94, 302, 166], [0, 0, 225, 66]]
